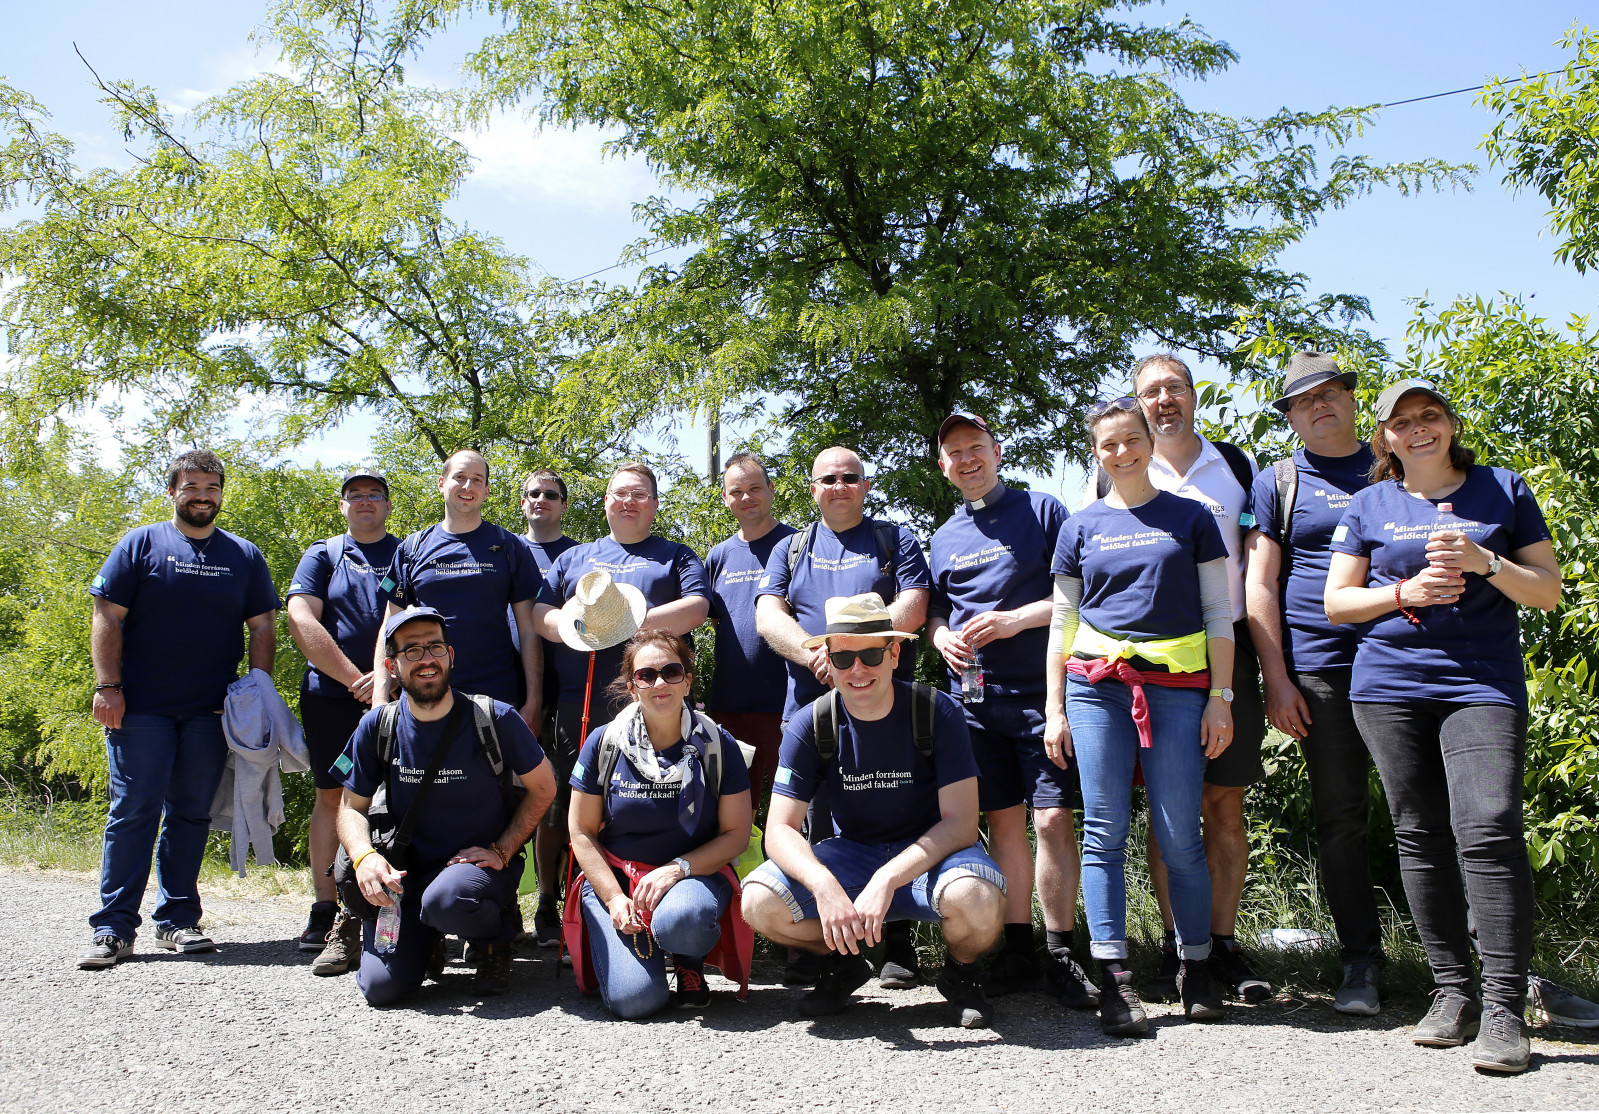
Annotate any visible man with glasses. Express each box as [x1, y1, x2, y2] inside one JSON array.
[[338, 607, 556, 1004], [80, 450, 279, 969], [743, 593, 1006, 1027], [284, 469, 400, 972], [756, 446, 932, 986], [515, 469, 581, 947]]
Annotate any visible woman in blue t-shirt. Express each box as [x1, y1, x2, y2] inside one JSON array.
[[568, 630, 754, 1019], [1325, 379, 1560, 1072], [1045, 398, 1236, 1037]]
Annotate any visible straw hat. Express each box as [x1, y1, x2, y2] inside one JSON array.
[[556, 571, 647, 652], [800, 592, 920, 650]]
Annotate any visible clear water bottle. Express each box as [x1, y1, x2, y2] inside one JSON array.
[[1429, 502, 1467, 614], [960, 653, 985, 704], [374, 888, 402, 954]]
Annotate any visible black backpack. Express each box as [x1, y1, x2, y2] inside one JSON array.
[[1271, 456, 1300, 590], [807, 681, 939, 763], [785, 518, 904, 602], [373, 692, 527, 815], [1095, 440, 1256, 500]]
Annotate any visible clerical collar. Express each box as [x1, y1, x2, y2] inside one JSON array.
[[967, 483, 1007, 511]]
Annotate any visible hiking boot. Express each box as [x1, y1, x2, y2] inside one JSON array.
[[1178, 957, 1226, 1021], [982, 947, 1041, 997], [1210, 936, 1271, 1003], [1334, 961, 1381, 1016], [936, 962, 993, 1029], [78, 935, 132, 970], [312, 911, 361, 976], [153, 925, 215, 954], [1144, 936, 1180, 1002], [1043, 950, 1100, 1010], [533, 895, 561, 948], [297, 901, 338, 952], [1527, 975, 1599, 1029], [798, 953, 873, 1017], [1471, 1002, 1531, 1073], [1098, 965, 1149, 1037], [425, 935, 448, 981], [473, 941, 512, 996], [783, 948, 826, 987], [673, 962, 712, 1010], [877, 927, 920, 989], [1412, 987, 1482, 1047]]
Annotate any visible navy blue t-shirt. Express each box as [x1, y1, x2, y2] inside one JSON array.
[[1249, 446, 1375, 673], [339, 692, 546, 869], [545, 535, 710, 722], [772, 683, 978, 846], [1331, 466, 1551, 707], [569, 721, 751, 863], [285, 533, 400, 698], [757, 518, 932, 719], [392, 522, 543, 706], [930, 487, 1065, 700], [707, 524, 799, 714], [1052, 491, 1228, 640], [511, 534, 579, 705], [90, 522, 280, 717]]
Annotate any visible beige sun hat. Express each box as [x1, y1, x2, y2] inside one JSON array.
[[556, 570, 647, 652], [800, 592, 920, 650]]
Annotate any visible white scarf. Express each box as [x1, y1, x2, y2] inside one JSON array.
[[613, 703, 710, 786]]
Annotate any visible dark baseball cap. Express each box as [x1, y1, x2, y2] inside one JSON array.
[[1271, 352, 1358, 414], [340, 468, 390, 497], [382, 606, 448, 645], [935, 412, 996, 451], [1373, 378, 1451, 422]]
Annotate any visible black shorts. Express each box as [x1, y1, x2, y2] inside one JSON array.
[[1203, 619, 1266, 788], [542, 704, 583, 831], [299, 691, 368, 790]]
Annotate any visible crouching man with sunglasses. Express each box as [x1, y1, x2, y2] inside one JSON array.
[[743, 593, 1006, 1027]]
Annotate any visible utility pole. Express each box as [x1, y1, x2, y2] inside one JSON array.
[[707, 410, 720, 480]]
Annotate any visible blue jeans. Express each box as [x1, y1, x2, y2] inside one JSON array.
[[580, 873, 732, 1020], [90, 712, 229, 941], [1067, 674, 1211, 961]]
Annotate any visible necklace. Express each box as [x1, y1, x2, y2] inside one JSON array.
[[184, 530, 216, 564]]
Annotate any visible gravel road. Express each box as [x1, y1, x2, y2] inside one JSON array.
[[4, 868, 1595, 1114]]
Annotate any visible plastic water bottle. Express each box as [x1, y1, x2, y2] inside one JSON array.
[[961, 653, 985, 704], [1429, 502, 1467, 614], [375, 889, 402, 954]]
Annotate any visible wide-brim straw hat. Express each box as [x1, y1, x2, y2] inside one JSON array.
[[800, 592, 920, 650], [556, 570, 647, 652]]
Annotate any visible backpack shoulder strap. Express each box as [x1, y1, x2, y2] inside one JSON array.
[[1095, 466, 1111, 500], [376, 701, 402, 769], [1212, 440, 1258, 495], [693, 711, 724, 795], [596, 717, 628, 792], [467, 693, 503, 776], [324, 534, 348, 572], [871, 518, 900, 600], [1274, 456, 1300, 564], [808, 689, 839, 764], [396, 526, 433, 606], [908, 682, 937, 759], [786, 522, 819, 585]]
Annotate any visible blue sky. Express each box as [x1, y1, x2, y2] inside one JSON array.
[[3, 1, 1593, 496]]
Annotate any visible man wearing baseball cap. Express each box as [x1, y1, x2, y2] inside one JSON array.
[[927, 413, 1099, 1009], [743, 593, 1006, 1027], [285, 468, 400, 971]]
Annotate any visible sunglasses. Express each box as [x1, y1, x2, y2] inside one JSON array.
[[1084, 396, 1140, 423], [828, 646, 888, 670], [524, 488, 564, 501], [632, 662, 688, 686], [811, 472, 864, 487]]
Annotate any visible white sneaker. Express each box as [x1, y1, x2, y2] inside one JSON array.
[[153, 925, 216, 953], [1528, 975, 1599, 1028]]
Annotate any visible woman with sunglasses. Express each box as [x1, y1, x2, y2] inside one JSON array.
[[1045, 396, 1235, 1036], [567, 630, 754, 1018], [1325, 379, 1560, 1073]]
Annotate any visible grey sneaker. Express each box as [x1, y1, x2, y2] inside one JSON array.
[[1412, 986, 1481, 1047], [78, 935, 133, 969], [1527, 975, 1599, 1029], [1470, 1002, 1531, 1073], [1334, 961, 1381, 1016], [153, 925, 216, 954]]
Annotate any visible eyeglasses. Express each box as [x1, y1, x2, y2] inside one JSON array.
[[632, 662, 688, 686], [1084, 396, 1140, 423], [343, 491, 387, 503], [1289, 384, 1349, 412], [811, 473, 864, 487], [827, 646, 888, 669], [396, 641, 449, 662], [1136, 383, 1191, 401], [524, 488, 564, 501], [607, 488, 655, 502]]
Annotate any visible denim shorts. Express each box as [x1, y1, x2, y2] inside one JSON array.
[[746, 837, 1005, 923]]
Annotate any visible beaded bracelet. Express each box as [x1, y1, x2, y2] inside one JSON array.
[[1394, 579, 1421, 626]]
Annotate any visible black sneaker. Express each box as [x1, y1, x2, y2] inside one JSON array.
[[783, 948, 826, 987], [533, 896, 561, 948], [1210, 936, 1271, 1003], [153, 925, 216, 954], [425, 934, 448, 981], [1144, 937, 1180, 1002], [78, 935, 132, 970], [1098, 965, 1149, 1037], [936, 962, 994, 1029], [1471, 1002, 1531, 1073], [297, 901, 338, 952], [312, 912, 360, 976], [1043, 950, 1101, 1010], [473, 941, 512, 996], [1178, 957, 1227, 1021], [1412, 986, 1482, 1047], [982, 947, 1041, 997], [673, 962, 712, 1010], [877, 927, 921, 989], [798, 953, 874, 1017]]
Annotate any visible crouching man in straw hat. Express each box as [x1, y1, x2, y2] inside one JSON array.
[[742, 593, 1006, 1027]]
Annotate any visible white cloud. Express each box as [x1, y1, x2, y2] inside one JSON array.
[[455, 113, 664, 215]]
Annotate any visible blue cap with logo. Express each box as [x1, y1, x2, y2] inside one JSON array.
[[382, 605, 448, 645]]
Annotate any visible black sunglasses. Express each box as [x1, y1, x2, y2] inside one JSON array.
[[828, 646, 888, 670], [632, 662, 688, 686], [811, 472, 864, 486], [524, 488, 564, 501]]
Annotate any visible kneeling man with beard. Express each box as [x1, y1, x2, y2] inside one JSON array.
[[337, 606, 556, 1005]]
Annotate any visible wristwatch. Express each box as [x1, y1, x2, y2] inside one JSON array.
[[1486, 552, 1504, 577], [1209, 688, 1235, 703], [673, 856, 692, 880]]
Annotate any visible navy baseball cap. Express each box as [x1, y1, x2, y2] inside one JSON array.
[[382, 606, 448, 645], [935, 412, 996, 451], [340, 468, 390, 497]]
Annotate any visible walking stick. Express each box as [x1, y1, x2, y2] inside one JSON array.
[[557, 649, 599, 974]]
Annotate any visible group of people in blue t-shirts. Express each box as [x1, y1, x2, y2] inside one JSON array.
[[78, 350, 1594, 1075]]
